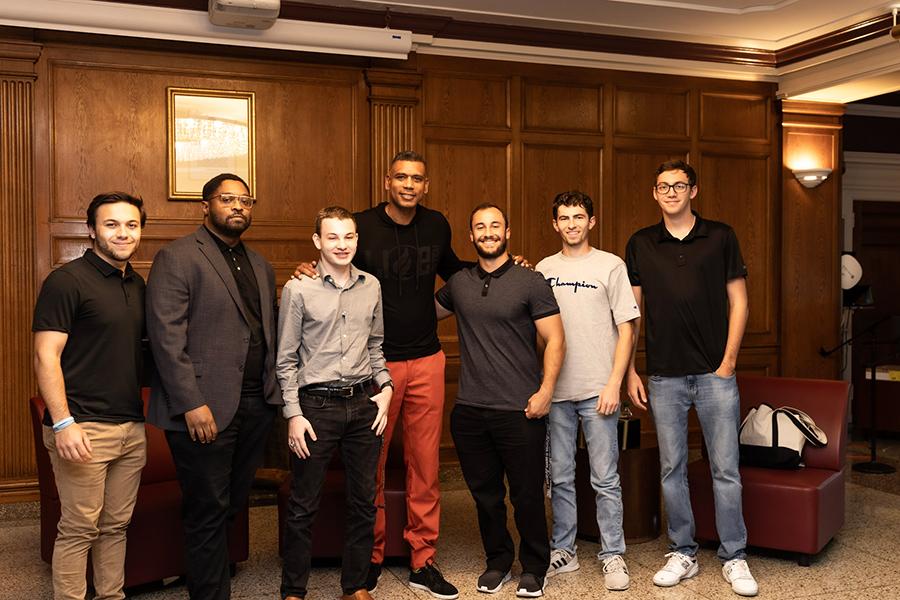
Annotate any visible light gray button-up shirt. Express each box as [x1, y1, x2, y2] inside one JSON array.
[[276, 264, 391, 418]]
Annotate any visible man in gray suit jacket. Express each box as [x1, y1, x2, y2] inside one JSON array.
[[147, 173, 280, 600]]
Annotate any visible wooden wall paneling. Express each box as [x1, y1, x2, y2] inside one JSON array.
[[781, 101, 843, 379], [36, 45, 366, 287], [424, 140, 510, 263], [697, 151, 777, 346], [614, 85, 690, 139], [522, 79, 602, 134], [521, 143, 602, 263], [366, 69, 421, 207], [700, 92, 771, 143], [0, 41, 41, 501], [423, 71, 510, 130]]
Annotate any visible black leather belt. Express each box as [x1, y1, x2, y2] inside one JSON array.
[[301, 378, 372, 398]]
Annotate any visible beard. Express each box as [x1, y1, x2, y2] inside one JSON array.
[[94, 236, 137, 264], [209, 209, 251, 237], [475, 235, 508, 259]]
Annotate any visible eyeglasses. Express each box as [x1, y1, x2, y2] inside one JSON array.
[[654, 182, 692, 195], [211, 193, 256, 208]]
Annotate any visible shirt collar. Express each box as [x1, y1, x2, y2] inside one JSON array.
[[477, 256, 514, 279], [656, 210, 708, 243], [204, 225, 246, 255], [83, 248, 134, 279], [318, 262, 365, 288]]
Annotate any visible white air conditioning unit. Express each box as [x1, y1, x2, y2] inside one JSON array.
[[209, 0, 280, 30]]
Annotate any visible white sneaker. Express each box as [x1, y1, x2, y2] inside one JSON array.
[[601, 555, 630, 591], [546, 547, 580, 577], [653, 552, 699, 587], [722, 559, 758, 597]]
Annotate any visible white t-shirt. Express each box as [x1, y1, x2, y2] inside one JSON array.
[[535, 247, 641, 402]]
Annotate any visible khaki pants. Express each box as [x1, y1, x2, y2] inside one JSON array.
[[43, 421, 147, 600]]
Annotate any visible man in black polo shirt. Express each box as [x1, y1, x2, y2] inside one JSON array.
[[33, 192, 148, 600], [624, 160, 757, 597], [435, 203, 565, 598]]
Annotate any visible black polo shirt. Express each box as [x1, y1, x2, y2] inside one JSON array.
[[33, 249, 145, 425], [436, 258, 560, 411], [205, 226, 265, 397], [625, 212, 747, 376]]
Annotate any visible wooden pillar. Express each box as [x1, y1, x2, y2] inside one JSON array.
[[365, 69, 422, 205], [0, 40, 41, 502], [781, 100, 844, 379]]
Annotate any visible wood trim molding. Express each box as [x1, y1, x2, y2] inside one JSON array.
[[366, 69, 422, 206], [0, 74, 37, 488], [776, 13, 893, 67]]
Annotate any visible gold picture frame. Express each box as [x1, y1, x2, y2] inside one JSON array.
[[167, 87, 256, 200]]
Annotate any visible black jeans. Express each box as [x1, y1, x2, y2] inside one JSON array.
[[166, 394, 276, 600], [281, 390, 383, 598], [450, 404, 550, 577]]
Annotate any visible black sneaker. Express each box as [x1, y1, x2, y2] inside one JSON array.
[[476, 569, 511, 594], [409, 560, 459, 599], [516, 573, 546, 598], [365, 562, 382, 592]]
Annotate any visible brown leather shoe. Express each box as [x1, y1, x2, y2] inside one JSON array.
[[340, 590, 373, 600]]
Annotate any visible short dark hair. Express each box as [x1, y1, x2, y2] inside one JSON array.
[[315, 205, 356, 235], [656, 160, 697, 187], [201, 173, 250, 202], [469, 202, 508, 230], [552, 190, 594, 219], [389, 150, 427, 171], [86, 192, 147, 229]]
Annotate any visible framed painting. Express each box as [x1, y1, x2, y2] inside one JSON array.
[[167, 87, 256, 200]]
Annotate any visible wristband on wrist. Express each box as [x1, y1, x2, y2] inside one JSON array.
[[52, 417, 75, 433], [380, 381, 393, 391]]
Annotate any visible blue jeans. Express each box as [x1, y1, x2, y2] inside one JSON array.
[[649, 373, 747, 561], [549, 398, 625, 559]]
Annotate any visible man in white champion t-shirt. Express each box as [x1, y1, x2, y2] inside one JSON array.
[[535, 190, 640, 592]]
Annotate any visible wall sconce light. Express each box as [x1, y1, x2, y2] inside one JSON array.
[[792, 168, 832, 188]]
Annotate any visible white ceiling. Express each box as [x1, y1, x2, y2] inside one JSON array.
[[304, 0, 895, 49], [4, 0, 900, 101]]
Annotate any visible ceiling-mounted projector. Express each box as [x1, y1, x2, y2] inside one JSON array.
[[209, 0, 280, 30]]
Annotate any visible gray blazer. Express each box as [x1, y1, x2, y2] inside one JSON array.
[[146, 226, 281, 431]]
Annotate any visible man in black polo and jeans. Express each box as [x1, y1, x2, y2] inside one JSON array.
[[435, 203, 565, 598]]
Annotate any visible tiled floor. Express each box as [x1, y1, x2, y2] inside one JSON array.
[[2, 446, 898, 600]]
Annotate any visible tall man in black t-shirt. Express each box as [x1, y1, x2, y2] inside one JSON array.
[[435, 203, 565, 598], [33, 192, 148, 600], [147, 174, 280, 600], [625, 160, 757, 597]]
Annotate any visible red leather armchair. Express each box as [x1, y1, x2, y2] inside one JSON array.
[[277, 424, 410, 559], [30, 390, 249, 589], [687, 375, 850, 565]]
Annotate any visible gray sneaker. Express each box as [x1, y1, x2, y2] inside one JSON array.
[[602, 555, 630, 591]]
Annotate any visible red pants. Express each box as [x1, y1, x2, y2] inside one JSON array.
[[371, 350, 445, 569]]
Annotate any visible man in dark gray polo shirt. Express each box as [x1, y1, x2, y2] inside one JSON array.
[[277, 206, 393, 600], [33, 192, 148, 600], [435, 203, 565, 598]]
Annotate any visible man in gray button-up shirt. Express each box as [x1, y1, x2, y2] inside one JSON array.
[[276, 206, 392, 600]]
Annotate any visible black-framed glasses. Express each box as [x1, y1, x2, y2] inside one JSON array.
[[211, 193, 256, 208], [655, 182, 692, 194]]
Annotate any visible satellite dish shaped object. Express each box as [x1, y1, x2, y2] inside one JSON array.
[[840, 254, 862, 290]]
